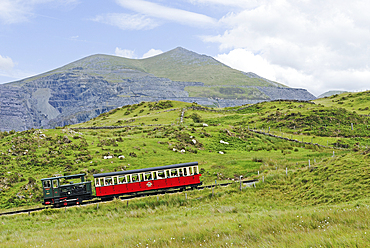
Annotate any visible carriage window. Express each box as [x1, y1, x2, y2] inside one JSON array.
[[105, 177, 113, 185], [132, 174, 139, 182], [185, 167, 190, 176], [52, 179, 59, 188], [170, 169, 178, 177], [43, 180, 51, 188], [157, 171, 165, 179], [95, 178, 101, 187], [144, 172, 152, 181], [118, 176, 127, 184], [179, 168, 184, 177]]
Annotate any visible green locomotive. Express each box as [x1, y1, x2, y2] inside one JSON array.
[[41, 174, 92, 207]]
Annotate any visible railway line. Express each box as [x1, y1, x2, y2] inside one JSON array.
[[0, 179, 258, 216]]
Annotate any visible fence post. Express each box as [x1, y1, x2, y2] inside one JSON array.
[[309, 159, 310, 168], [185, 193, 187, 200], [351, 123, 353, 130], [239, 176, 242, 191]]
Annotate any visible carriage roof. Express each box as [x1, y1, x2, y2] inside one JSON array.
[[93, 162, 198, 178]]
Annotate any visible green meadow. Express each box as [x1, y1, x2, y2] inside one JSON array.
[[1, 91, 370, 247]]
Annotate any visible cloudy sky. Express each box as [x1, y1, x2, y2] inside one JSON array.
[[1, 0, 370, 96]]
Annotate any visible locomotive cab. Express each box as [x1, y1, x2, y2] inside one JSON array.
[[41, 174, 92, 207]]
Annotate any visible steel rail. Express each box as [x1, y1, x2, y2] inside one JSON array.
[[0, 179, 258, 216]]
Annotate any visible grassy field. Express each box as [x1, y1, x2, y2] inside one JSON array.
[[315, 91, 370, 115], [1, 92, 370, 247], [1, 184, 369, 247]]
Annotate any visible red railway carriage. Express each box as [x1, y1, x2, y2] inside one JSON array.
[[93, 162, 202, 198]]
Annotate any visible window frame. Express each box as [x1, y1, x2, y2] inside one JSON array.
[[52, 179, 59, 189], [43, 180, 51, 189]]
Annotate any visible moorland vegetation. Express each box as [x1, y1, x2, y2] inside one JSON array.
[[1, 91, 370, 247]]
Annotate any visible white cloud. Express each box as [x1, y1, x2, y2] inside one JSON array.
[[188, 0, 260, 8], [114, 48, 162, 60], [115, 48, 136, 58], [0, 55, 15, 72], [215, 48, 370, 96], [203, 0, 370, 95], [92, 13, 159, 30], [142, 49, 163, 59], [0, 54, 32, 81], [115, 0, 217, 27], [0, 0, 79, 24], [0, 0, 31, 24]]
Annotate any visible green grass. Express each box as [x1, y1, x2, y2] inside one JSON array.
[[1, 98, 370, 247], [2, 99, 369, 208], [1, 186, 370, 247], [315, 91, 370, 115]]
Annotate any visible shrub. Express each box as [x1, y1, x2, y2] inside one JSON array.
[[129, 152, 137, 157], [189, 113, 203, 123]]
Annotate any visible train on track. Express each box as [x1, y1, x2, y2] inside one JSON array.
[[41, 162, 202, 207]]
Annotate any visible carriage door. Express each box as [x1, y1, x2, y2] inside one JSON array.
[[52, 179, 60, 197], [42, 180, 53, 199]]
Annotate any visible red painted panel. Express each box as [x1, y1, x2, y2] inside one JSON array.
[[95, 174, 201, 197]]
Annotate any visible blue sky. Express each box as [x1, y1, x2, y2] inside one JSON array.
[[1, 0, 370, 96]]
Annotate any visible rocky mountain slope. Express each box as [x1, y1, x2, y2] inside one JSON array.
[[0, 47, 316, 131]]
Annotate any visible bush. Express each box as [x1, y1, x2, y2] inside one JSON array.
[[129, 152, 137, 157], [189, 113, 203, 123]]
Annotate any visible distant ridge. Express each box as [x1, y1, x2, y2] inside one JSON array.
[[317, 90, 348, 99], [0, 47, 316, 131]]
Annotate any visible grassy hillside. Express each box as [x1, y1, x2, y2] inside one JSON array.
[[317, 90, 348, 99], [140, 48, 281, 86], [1, 98, 370, 209], [1, 97, 370, 247], [13, 48, 284, 88], [315, 90, 370, 115]]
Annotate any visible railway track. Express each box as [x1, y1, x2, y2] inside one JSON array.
[[0, 207, 46, 216], [0, 179, 258, 216]]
